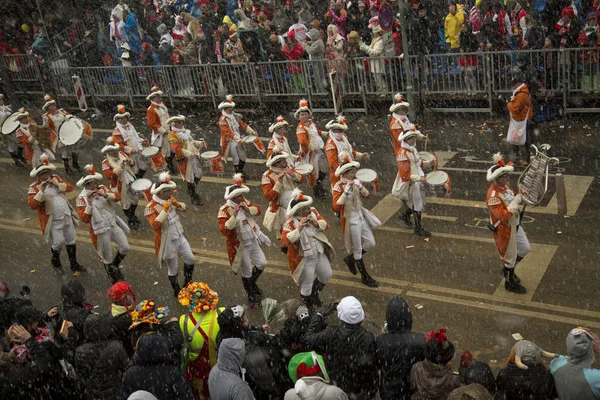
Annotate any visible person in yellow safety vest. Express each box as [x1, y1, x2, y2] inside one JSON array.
[[178, 282, 225, 399]]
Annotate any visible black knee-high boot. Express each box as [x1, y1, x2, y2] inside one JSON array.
[[503, 266, 526, 294], [311, 279, 325, 307], [183, 264, 194, 286], [104, 263, 121, 284], [9, 152, 25, 167], [129, 205, 141, 224], [413, 211, 431, 237], [166, 156, 178, 174], [242, 277, 260, 306], [186, 182, 202, 205], [62, 158, 72, 175], [250, 267, 263, 298], [51, 248, 63, 271], [66, 244, 86, 272], [71, 152, 81, 171], [111, 252, 126, 280], [135, 169, 147, 179], [168, 275, 182, 297], [355, 258, 379, 288], [239, 160, 248, 180], [343, 254, 357, 275]]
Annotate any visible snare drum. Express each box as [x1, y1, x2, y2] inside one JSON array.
[[356, 168, 378, 183], [59, 117, 89, 148], [419, 151, 438, 172], [2, 112, 20, 135], [240, 135, 257, 144], [200, 151, 220, 160], [425, 170, 451, 197], [294, 164, 314, 175], [131, 178, 153, 202], [201, 151, 225, 174], [142, 146, 167, 172]]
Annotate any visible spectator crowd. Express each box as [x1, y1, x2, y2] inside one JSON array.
[[1, 279, 600, 399]]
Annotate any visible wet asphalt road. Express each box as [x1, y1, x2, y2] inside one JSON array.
[[1, 105, 599, 371]]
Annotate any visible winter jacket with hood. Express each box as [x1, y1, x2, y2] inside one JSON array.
[[410, 360, 461, 400], [120, 334, 193, 400], [61, 280, 92, 347], [495, 362, 556, 400], [376, 297, 426, 400], [284, 377, 349, 400], [304, 313, 378, 399], [507, 83, 533, 121], [208, 338, 256, 400], [234, 9, 251, 30], [75, 314, 128, 400], [304, 28, 325, 60]]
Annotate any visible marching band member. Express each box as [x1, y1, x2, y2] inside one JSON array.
[[112, 105, 148, 179], [324, 115, 370, 188], [167, 115, 207, 206], [389, 94, 412, 157], [217, 95, 259, 180], [145, 172, 195, 297], [76, 165, 129, 284], [391, 125, 431, 237], [146, 86, 177, 174], [27, 154, 85, 273], [101, 137, 141, 229], [0, 94, 25, 167], [218, 174, 271, 307], [14, 108, 51, 168], [41, 95, 79, 174], [332, 156, 380, 288], [281, 189, 335, 309], [262, 151, 303, 250], [486, 153, 529, 294], [266, 115, 298, 165], [295, 99, 329, 199]]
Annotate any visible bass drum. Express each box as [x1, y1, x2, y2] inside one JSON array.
[[59, 117, 89, 148], [1, 112, 20, 135], [425, 171, 451, 197]]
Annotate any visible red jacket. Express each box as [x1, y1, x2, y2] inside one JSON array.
[[282, 43, 304, 74]]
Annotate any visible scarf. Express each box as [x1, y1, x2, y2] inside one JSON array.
[[272, 133, 292, 154], [401, 141, 424, 177], [111, 304, 130, 317], [269, 167, 296, 193], [171, 125, 192, 141], [222, 110, 240, 137], [80, 187, 113, 234], [340, 176, 364, 210], [226, 199, 266, 243], [511, 83, 526, 101], [116, 121, 136, 141], [113, 20, 122, 41], [555, 19, 571, 47], [293, 213, 318, 257], [585, 23, 598, 37], [215, 39, 222, 61]]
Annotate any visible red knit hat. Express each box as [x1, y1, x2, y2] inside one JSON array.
[[107, 281, 136, 306], [561, 6, 575, 19]]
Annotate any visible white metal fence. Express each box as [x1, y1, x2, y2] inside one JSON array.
[[4, 48, 600, 115]]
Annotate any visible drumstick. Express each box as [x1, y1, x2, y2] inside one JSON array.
[[424, 135, 429, 152]]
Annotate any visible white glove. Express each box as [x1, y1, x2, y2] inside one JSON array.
[[344, 182, 353, 194], [182, 149, 193, 157], [114, 166, 123, 175], [354, 179, 363, 189], [28, 136, 34, 143], [246, 127, 256, 135], [123, 146, 133, 154], [157, 127, 167, 134]]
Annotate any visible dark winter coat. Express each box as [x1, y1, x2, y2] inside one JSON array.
[[208, 338, 255, 400], [495, 362, 557, 400], [304, 314, 378, 399], [376, 297, 426, 400], [61, 280, 92, 347], [107, 310, 134, 357], [129, 320, 184, 364], [120, 334, 193, 400], [348, 11, 371, 43], [524, 25, 545, 50], [410, 360, 461, 400], [460, 30, 479, 53], [75, 314, 128, 400], [0, 295, 32, 336], [0, 338, 55, 400], [410, 15, 436, 55]]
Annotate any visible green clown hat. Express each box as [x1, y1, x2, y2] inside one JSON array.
[[288, 351, 329, 383]]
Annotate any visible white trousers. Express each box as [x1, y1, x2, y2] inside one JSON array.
[[229, 141, 247, 166], [240, 238, 267, 278], [164, 235, 195, 276], [97, 224, 130, 262], [131, 152, 149, 173], [506, 226, 531, 269], [51, 217, 77, 251], [350, 218, 376, 260], [58, 142, 79, 159], [299, 253, 332, 296], [5, 133, 20, 153], [412, 182, 426, 212]]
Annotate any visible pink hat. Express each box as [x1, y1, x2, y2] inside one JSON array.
[[368, 16, 379, 28]]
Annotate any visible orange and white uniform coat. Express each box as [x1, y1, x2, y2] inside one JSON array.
[[266, 133, 298, 165], [76, 185, 130, 261], [28, 175, 79, 248], [42, 109, 69, 152], [218, 200, 269, 278], [102, 151, 137, 209], [146, 101, 171, 156], [486, 183, 530, 268], [391, 142, 426, 211], [325, 132, 364, 187], [112, 121, 148, 173], [281, 209, 334, 295], [389, 113, 411, 156], [261, 168, 303, 235], [16, 118, 43, 166], [218, 112, 256, 165], [168, 127, 205, 183], [296, 120, 327, 187]]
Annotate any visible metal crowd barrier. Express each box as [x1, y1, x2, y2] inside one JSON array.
[[4, 48, 600, 115], [1, 54, 45, 94]]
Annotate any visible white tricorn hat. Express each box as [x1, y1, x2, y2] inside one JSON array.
[[121, 42, 131, 51], [76, 164, 103, 188], [287, 188, 313, 217], [13, 107, 29, 121], [325, 115, 348, 131], [224, 173, 250, 199], [266, 151, 290, 168], [165, 115, 185, 125], [486, 153, 514, 182], [150, 172, 177, 194], [268, 115, 289, 133], [398, 124, 425, 142], [146, 86, 163, 101], [42, 94, 56, 111], [389, 93, 410, 113], [294, 99, 312, 119], [218, 94, 236, 110], [101, 136, 121, 153], [113, 104, 131, 121], [30, 153, 56, 178], [334, 151, 360, 177]]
